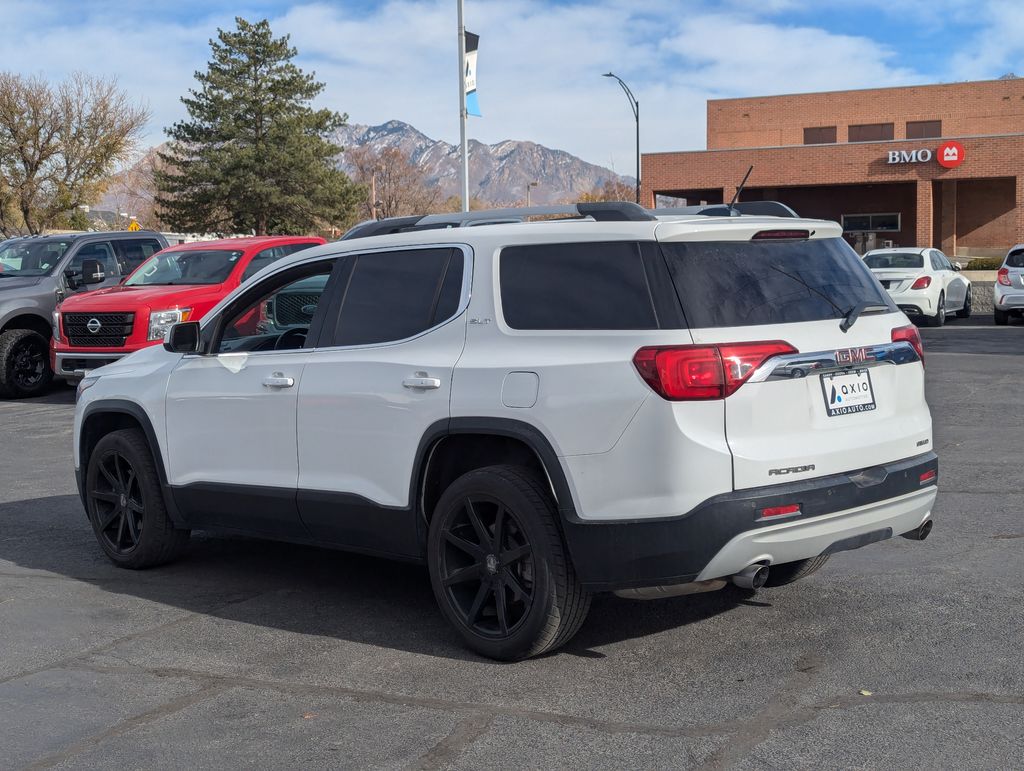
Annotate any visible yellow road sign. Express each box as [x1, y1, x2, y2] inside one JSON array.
[[127, 220, 141, 232]]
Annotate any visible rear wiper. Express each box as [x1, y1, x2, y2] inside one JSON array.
[[840, 301, 889, 333]]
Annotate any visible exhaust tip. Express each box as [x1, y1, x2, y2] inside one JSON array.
[[901, 519, 933, 541], [731, 563, 769, 590]]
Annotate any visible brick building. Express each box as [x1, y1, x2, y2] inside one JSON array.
[[642, 78, 1024, 256]]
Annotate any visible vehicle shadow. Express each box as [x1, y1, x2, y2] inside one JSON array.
[[0, 494, 749, 662], [918, 318, 1024, 355]]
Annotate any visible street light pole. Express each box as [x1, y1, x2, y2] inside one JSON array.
[[602, 72, 640, 204], [526, 181, 538, 207]]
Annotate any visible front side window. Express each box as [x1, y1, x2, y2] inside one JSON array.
[[67, 242, 118, 280], [328, 248, 464, 346], [124, 249, 243, 286], [0, 239, 71, 276], [661, 238, 895, 328], [215, 260, 337, 354], [499, 241, 658, 330], [114, 238, 163, 274]]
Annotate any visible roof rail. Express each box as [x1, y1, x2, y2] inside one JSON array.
[[654, 201, 799, 219], [340, 201, 656, 240]]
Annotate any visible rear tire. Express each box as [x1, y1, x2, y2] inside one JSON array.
[[85, 428, 190, 569], [924, 292, 945, 327], [956, 288, 972, 319], [0, 329, 53, 399], [764, 555, 830, 587], [994, 308, 1009, 326], [427, 465, 591, 661]]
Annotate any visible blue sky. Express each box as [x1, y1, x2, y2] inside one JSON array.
[[3, 0, 1023, 172]]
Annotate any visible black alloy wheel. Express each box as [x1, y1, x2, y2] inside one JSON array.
[[427, 465, 591, 661], [85, 428, 190, 568], [437, 495, 535, 638], [0, 329, 54, 398], [90, 449, 145, 555], [956, 288, 972, 319]]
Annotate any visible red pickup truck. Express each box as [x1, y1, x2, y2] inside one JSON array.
[[52, 235, 325, 382]]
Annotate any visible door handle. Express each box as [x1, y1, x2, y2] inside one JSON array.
[[262, 373, 295, 389], [403, 374, 441, 390]]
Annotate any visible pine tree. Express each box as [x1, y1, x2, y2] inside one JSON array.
[[155, 17, 362, 234]]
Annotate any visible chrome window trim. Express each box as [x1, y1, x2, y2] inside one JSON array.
[[748, 341, 920, 383]]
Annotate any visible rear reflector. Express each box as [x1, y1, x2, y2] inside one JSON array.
[[919, 469, 937, 485], [759, 504, 801, 520], [910, 275, 932, 290], [633, 341, 797, 400], [751, 229, 810, 240], [891, 324, 924, 365]]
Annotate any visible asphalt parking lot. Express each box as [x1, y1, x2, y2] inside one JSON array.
[[1, 317, 1022, 770]]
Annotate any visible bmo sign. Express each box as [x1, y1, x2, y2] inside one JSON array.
[[887, 140, 965, 168]]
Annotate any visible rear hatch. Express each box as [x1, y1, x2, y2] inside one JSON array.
[[656, 222, 932, 490]]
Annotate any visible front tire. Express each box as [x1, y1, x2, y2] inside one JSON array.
[[924, 292, 945, 327], [0, 329, 53, 399], [85, 428, 190, 568], [427, 465, 591, 661], [956, 288, 972, 319]]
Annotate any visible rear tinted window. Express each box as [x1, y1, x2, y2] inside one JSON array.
[[864, 252, 924, 269], [661, 238, 894, 328], [1006, 250, 1024, 268], [500, 241, 658, 330]]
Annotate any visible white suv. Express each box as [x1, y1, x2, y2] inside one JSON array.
[[73, 202, 938, 661]]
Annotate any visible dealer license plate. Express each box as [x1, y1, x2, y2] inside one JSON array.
[[820, 369, 876, 417]]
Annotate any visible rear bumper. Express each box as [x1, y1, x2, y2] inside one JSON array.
[[994, 285, 1024, 309], [561, 452, 938, 591]]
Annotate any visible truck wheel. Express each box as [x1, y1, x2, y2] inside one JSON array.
[[994, 309, 1009, 326], [956, 288, 972, 319], [0, 329, 53, 399], [764, 555, 830, 587], [85, 428, 190, 569], [924, 293, 945, 327], [427, 465, 591, 661]]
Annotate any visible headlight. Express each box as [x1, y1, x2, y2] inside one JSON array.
[[52, 309, 61, 342], [76, 375, 99, 401], [148, 308, 192, 341]]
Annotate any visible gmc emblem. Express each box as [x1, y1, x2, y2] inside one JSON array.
[[836, 347, 869, 365]]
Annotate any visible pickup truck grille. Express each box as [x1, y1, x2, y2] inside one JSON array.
[[274, 293, 320, 327], [64, 312, 135, 347]]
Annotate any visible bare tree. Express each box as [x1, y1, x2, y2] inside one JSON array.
[[344, 144, 440, 219], [99, 148, 165, 230], [0, 72, 149, 235], [573, 178, 636, 203]]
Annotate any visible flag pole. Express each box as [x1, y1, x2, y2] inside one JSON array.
[[457, 0, 469, 212]]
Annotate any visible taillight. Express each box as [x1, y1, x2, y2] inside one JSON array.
[[633, 341, 797, 400], [997, 268, 1012, 286], [910, 276, 931, 290], [751, 230, 810, 240], [891, 324, 924, 364]]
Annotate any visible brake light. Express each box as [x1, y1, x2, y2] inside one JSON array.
[[633, 341, 797, 400], [751, 230, 810, 240], [891, 324, 924, 364], [910, 276, 931, 290], [997, 268, 1012, 286]]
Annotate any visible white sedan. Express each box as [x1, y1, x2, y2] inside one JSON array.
[[863, 247, 972, 327]]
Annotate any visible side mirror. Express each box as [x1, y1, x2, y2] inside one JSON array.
[[163, 321, 202, 353], [80, 258, 106, 285], [953, 262, 963, 271], [64, 269, 83, 290]]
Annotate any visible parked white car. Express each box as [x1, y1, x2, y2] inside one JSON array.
[[863, 247, 971, 327], [73, 202, 937, 660], [994, 245, 1024, 325]]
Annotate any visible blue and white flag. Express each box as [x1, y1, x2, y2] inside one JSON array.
[[465, 31, 481, 117]]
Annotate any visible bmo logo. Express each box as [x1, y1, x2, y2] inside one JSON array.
[[886, 140, 965, 168]]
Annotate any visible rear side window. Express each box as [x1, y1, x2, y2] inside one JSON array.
[[661, 237, 895, 329], [1006, 250, 1024, 268], [329, 248, 464, 346], [114, 238, 163, 274], [500, 241, 658, 330]]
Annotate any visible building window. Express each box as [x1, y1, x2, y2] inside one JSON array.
[[803, 126, 837, 145], [906, 120, 941, 139], [848, 123, 895, 142], [841, 213, 901, 232]]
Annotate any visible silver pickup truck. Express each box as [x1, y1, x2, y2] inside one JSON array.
[[0, 231, 167, 398]]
